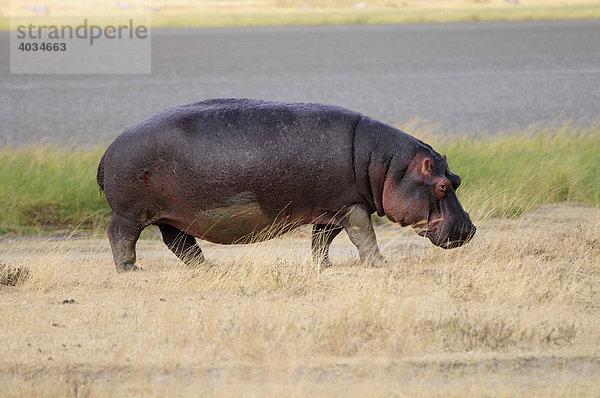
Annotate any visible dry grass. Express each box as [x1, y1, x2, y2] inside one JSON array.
[[1, 202, 599, 396]]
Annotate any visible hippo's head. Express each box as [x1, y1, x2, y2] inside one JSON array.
[[382, 152, 476, 248]]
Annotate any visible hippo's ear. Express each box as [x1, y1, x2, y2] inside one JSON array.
[[442, 154, 447, 160], [421, 158, 433, 176]]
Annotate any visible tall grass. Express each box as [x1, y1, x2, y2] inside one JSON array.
[[0, 146, 108, 234], [430, 124, 600, 219], [0, 125, 598, 234]]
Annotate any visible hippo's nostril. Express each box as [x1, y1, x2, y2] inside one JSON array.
[[464, 225, 476, 241]]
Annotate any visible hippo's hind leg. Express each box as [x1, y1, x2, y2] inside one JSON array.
[[108, 213, 144, 272], [158, 223, 205, 266], [311, 224, 343, 267]]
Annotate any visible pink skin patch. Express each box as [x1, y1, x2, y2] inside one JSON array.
[[382, 157, 430, 228]]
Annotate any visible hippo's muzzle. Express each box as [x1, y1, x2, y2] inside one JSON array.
[[439, 224, 476, 249], [415, 214, 476, 249]]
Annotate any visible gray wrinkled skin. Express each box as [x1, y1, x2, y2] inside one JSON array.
[[98, 98, 476, 272]]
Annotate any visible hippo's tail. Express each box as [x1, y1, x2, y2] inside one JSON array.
[[97, 152, 106, 192]]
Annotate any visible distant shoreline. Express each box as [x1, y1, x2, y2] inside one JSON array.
[[1, 4, 600, 30]]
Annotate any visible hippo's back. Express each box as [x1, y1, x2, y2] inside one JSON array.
[[116, 98, 360, 142]]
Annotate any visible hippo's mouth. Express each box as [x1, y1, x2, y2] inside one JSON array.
[[413, 224, 430, 238], [411, 212, 438, 239]]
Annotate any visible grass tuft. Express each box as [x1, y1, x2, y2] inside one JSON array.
[[0, 262, 30, 286]]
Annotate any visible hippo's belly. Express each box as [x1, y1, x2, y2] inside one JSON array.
[[162, 199, 295, 244]]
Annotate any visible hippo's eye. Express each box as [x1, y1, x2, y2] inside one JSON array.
[[435, 180, 449, 199]]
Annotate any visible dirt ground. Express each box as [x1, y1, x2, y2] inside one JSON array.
[[1, 203, 599, 396]]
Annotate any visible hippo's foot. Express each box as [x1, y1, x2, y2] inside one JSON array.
[[314, 257, 334, 269], [181, 252, 206, 268], [116, 263, 141, 272], [365, 254, 388, 268]]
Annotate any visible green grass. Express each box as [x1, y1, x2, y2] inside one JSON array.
[[426, 124, 600, 219], [0, 125, 599, 235], [0, 146, 108, 235]]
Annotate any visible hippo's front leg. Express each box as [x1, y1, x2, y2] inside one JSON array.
[[342, 204, 385, 266]]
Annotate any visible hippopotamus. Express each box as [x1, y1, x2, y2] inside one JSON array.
[[97, 98, 475, 272]]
